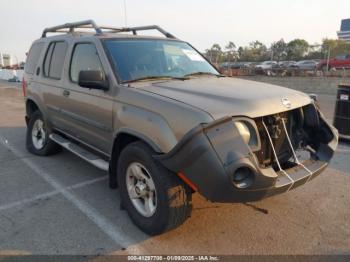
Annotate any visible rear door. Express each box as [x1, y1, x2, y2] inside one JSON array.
[[24, 41, 45, 86], [60, 39, 114, 154], [39, 40, 69, 129]]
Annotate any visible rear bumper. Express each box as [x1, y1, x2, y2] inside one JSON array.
[[156, 115, 338, 203]]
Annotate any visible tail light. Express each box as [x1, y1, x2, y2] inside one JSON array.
[[22, 77, 26, 97]]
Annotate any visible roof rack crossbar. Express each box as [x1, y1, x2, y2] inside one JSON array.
[[42, 20, 176, 39], [42, 19, 102, 37], [120, 25, 176, 38]]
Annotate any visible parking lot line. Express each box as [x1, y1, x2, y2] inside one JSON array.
[[336, 144, 350, 153], [0, 135, 146, 254], [0, 176, 107, 212]]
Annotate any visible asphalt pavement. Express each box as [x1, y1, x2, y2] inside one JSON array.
[[0, 79, 349, 255]]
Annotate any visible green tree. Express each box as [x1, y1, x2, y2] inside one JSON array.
[[224, 41, 237, 62], [305, 43, 323, 60], [237, 46, 244, 59], [239, 41, 268, 62], [287, 39, 309, 60], [271, 39, 287, 62], [205, 43, 224, 64], [321, 38, 350, 58]]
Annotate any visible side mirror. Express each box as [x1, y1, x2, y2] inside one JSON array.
[[78, 70, 109, 90]]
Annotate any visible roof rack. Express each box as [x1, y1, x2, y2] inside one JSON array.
[[41, 19, 176, 39]]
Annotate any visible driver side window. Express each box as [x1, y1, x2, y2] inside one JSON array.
[[70, 43, 103, 83]]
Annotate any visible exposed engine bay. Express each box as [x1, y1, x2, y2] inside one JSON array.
[[254, 103, 334, 171]]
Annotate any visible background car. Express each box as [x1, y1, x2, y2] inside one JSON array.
[[241, 62, 254, 68], [255, 61, 278, 70], [317, 54, 350, 71], [290, 60, 318, 70], [278, 61, 297, 68], [219, 62, 242, 70], [219, 61, 255, 70], [8, 76, 21, 82]]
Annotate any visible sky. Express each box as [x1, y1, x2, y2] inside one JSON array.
[[0, 0, 349, 62]]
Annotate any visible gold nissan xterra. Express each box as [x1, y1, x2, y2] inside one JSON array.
[[23, 20, 338, 235]]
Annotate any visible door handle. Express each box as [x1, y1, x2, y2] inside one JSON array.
[[62, 90, 70, 97]]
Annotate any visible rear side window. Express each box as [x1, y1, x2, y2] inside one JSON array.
[[43, 41, 68, 79], [70, 43, 103, 83], [25, 42, 44, 74], [43, 43, 54, 77]]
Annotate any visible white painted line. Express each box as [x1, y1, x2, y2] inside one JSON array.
[[336, 149, 350, 153], [0, 176, 107, 212], [336, 145, 350, 153], [0, 136, 146, 254]]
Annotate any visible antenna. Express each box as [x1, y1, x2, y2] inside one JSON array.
[[123, 0, 128, 27]]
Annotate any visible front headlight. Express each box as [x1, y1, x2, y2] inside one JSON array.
[[234, 119, 260, 151], [234, 121, 251, 144]]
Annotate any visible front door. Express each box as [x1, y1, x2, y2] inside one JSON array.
[[61, 40, 113, 154]]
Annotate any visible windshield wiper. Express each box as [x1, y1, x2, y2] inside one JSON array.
[[122, 75, 188, 84], [183, 72, 225, 78]]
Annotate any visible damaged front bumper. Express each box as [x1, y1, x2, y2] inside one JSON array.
[[155, 110, 338, 203]]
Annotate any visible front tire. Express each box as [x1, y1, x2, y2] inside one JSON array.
[[117, 141, 192, 235], [26, 111, 61, 156]]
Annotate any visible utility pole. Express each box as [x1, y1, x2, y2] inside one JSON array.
[[270, 49, 274, 61], [326, 45, 331, 72]]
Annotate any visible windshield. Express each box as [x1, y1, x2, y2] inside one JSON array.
[[104, 39, 219, 82]]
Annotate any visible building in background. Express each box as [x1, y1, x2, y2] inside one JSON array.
[[0, 53, 13, 68], [337, 19, 350, 43]]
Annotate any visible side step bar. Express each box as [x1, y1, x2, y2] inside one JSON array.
[[49, 133, 109, 171]]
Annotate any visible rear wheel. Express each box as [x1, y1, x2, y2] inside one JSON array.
[[26, 111, 61, 156], [117, 141, 192, 235]]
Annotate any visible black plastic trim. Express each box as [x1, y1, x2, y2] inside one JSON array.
[[156, 114, 338, 203]]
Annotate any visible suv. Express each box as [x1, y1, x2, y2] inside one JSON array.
[[23, 20, 338, 235]]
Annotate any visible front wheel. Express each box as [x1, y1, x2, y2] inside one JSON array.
[[117, 141, 192, 235]]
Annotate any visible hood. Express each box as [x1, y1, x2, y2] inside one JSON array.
[[133, 77, 312, 119]]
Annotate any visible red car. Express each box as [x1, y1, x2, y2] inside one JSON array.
[[317, 54, 350, 71]]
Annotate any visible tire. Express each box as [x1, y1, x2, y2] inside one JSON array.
[[117, 141, 192, 235], [26, 110, 61, 156]]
